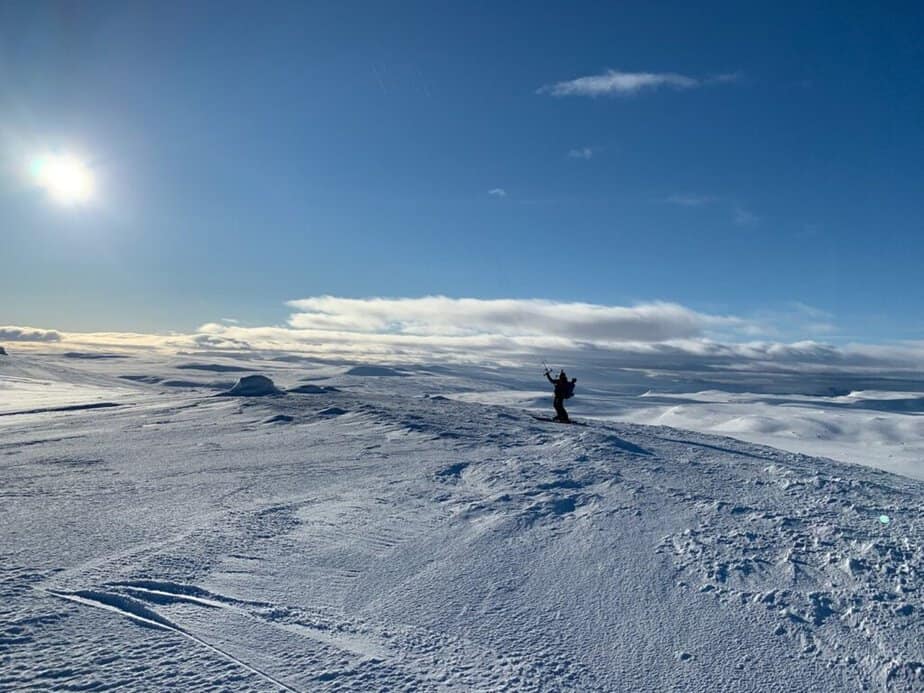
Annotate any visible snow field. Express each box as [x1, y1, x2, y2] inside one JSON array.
[[1, 353, 923, 690]]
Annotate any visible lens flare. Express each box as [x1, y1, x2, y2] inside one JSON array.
[[30, 154, 95, 205]]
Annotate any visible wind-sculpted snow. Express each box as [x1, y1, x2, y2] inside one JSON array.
[[1, 357, 923, 691], [176, 362, 254, 373], [344, 365, 408, 377], [219, 374, 282, 397], [461, 385, 924, 480], [288, 384, 340, 394]]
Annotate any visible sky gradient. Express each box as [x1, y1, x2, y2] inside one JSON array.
[[2, 2, 923, 344]]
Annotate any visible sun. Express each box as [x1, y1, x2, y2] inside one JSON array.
[[30, 154, 95, 205]]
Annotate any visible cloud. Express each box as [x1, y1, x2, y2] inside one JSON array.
[[537, 69, 738, 98], [733, 205, 758, 226], [189, 314, 924, 380], [666, 193, 717, 207], [745, 303, 839, 340], [11, 296, 924, 383], [665, 194, 759, 226], [568, 147, 595, 160], [488, 188, 507, 198], [284, 296, 742, 343], [0, 326, 61, 342]]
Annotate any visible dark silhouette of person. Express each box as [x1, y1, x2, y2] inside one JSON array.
[[545, 369, 573, 422]]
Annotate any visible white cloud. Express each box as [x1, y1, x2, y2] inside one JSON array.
[[538, 69, 698, 97], [538, 69, 740, 98], [749, 303, 838, 339], [538, 69, 741, 97], [11, 297, 924, 382], [488, 188, 507, 198], [568, 147, 595, 160], [184, 320, 924, 379], [284, 296, 741, 342], [0, 326, 61, 342]]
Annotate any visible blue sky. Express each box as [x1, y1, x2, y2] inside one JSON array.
[[2, 2, 923, 343]]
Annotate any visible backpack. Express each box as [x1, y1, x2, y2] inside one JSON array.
[[564, 380, 576, 399]]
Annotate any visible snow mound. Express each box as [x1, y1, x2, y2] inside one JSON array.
[[62, 352, 127, 360], [317, 406, 348, 417], [713, 415, 790, 435], [848, 395, 924, 413], [262, 414, 294, 424], [220, 375, 282, 397], [119, 375, 163, 384], [176, 363, 252, 373], [162, 379, 233, 390], [288, 384, 340, 394], [344, 365, 406, 377]]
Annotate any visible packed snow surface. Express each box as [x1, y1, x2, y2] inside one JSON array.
[[1, 352, 923, 691], [221, 375, 282, 397], [452, 386, 924, 481]]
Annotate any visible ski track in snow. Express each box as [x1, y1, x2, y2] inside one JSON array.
[[1, 354, 923, 691]]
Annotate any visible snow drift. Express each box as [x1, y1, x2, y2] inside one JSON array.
[[219, 374, 282, 397], [344, 365, 406, 377]]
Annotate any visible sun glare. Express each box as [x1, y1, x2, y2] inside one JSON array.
[[30, 154, 95, 205]]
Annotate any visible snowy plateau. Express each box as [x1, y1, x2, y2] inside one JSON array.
[[1, 350, 923, 692]]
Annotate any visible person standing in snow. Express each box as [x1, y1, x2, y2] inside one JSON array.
[[545, 369, 575, 423]]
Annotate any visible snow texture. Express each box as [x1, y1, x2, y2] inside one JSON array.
[[344, 365, 407, 377], [1, 352, 923, 691], [288, 384, 341, 394], [220, 375, 282, 397]]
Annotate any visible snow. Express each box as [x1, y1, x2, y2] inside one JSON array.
[[220, 375, 282, 397], [2, 351, 923, 691], [452, 382, 924, 481], [176, 362, 254, 373], [613, 391, 924, 481], [288, 384, 340, 394], [344, 365, 408, 377]]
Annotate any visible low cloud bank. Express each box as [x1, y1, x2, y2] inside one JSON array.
[[285, 296, 739, 342], [0, 326, 61, 342], [9, 297, 924, 382]]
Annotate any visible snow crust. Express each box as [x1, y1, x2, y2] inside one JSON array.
[[453, 384, 924, 481], [220, 375, 282, 397], [1, 352, 923, 691], [344, 365, 407, 377]]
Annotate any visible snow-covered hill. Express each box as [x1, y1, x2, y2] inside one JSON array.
[[1, 353, 923, 691]]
